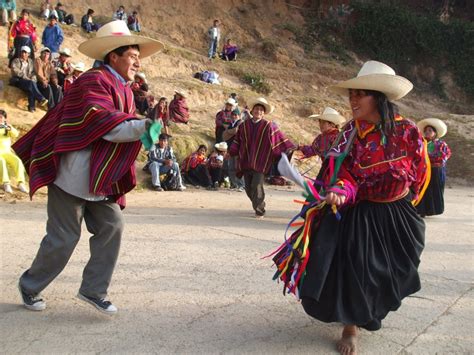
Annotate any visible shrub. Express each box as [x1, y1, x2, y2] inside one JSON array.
[[241, 73, 272, 95]]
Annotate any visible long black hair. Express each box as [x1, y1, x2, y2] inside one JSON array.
[[365, 90, 399, 137]]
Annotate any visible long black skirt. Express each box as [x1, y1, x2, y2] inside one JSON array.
[[416, 166, 446, 216], [300, 194, 425, 331]]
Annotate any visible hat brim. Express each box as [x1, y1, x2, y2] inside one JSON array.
[[417, 118, 447, 138], [308, 113, 345, 126], [248, 100, 274, 114], [329, 74, 413, 101], [78, 34, 164, 61], [174, 90, 187, 98]]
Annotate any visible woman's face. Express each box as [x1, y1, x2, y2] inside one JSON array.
[[158, 100, 167, 109], [319, 120, 335, 133], [424, 126, 437, 140], [349, 89, 380, 122], [198, 147, 207, 155], [21, 12, 28, 20]]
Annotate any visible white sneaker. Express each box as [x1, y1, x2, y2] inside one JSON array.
[[77, 293, 117, 314], [178, 185, 186, 191], [3, 183, 13, 194], [18, 282, 46, 311], [18, 183, 28, 193]]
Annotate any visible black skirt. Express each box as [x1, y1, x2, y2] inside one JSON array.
[[416, 166, 446, 216], [300, 194, 425, 331]]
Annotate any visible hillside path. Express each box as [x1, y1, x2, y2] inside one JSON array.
[[1, 185, 473, 354]]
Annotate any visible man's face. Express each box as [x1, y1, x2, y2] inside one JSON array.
[[49, 18, 57, 26], [251, 105, 265, 120], [60, 54, 70, 63], [224, 103, 233, 111], [20, 50, 29, 60], [109, 48, 141, 82], [158, 138, 168, 149]]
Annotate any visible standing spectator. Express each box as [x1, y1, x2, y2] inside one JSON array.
[[113, 5, 127, 22], [52, 47, 72, 86], [221, 38, 238, 61], [34, 47, 54, 109], [63, 62, 85, 92], [222, 109, 244, 191], [8, 9, 37, 64], [148, 97, 170, 135], [13, 19, 164, 313], [416, 118, 452, 217], [207, 19, 221, 59], [0, 109, 28, 194], [127, 10, 140, 32], [229, 97, 295, 218], [55, 2, 74, 25], [168, 90, 190, 124], [42, 14, 63, 56], [10, 46, 48, 112], [81, 8, 99, 33], [131, 72, 149, 115], [215, 97, 236, 143], [1, 0, 17, 26], [146, 133, 185, 191], [181, 145, 212, 189]]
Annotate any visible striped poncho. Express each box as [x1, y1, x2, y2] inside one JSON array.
[[12, 66, 141, 207], [229, 118, 295, 177]]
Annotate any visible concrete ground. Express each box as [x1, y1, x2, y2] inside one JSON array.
[[0, 185, 473, 354]]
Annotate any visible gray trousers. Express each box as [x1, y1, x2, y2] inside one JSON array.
[[20, 184, 124, 299], [243, 171, 265, 216], [228, 156, 244, 188]]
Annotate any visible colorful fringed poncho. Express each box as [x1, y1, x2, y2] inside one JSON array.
[[299, 128, 340, 159], [426, 139, 451, 168], [229, 118, 295, 177], [12, 66, 142, 208], [271, 116, 430, 298]]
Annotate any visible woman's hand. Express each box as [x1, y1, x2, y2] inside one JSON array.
[[326, 191, 346, 206]]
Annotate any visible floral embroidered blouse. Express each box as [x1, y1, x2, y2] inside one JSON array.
[[326, 116, 428, 203], [8, 19, 37, 51], [300, 128, 339, 159], [426, 139, 451, 167]]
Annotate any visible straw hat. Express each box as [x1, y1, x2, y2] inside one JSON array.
[[174, 89, 188, 98], [248, 97, 274, 114], [214, 142, 228, 151], [59, 48, 72, 57], [78, 20, 164, 60], [72, 62, 86, 72], [417, 118, 447, 138], [309, 107, 346, 126], [20, 46, 31, 53], [40, 47, 51, 53], [135, 72, 147, 83], [329, 60, 413, 101]]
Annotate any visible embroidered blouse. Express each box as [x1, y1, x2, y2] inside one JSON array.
[[8, 19, 37, 51], [426, 139, 451, 167], [300, 128, 339, 159], [182, 152, 207, 172], [325, 117, 428, 203]]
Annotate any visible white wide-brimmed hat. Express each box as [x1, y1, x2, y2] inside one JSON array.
[[225, 98, 237, 107], [59, 48, 72, 57], [214, 142, 228, 151], [417, 118, 447, 138], [40, 47, 51, 53], [20, 46, 31, 53], [309, 107, 346, 126], [248, 97, 274, 114], [329, 60, 413, 101], [78, 20, 164, 60], [72, 62, 86, 72], [135, 72, 147, 83]]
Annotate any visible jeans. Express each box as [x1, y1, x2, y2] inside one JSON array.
[[149, 161, 183, 187], [128, 22, 141, 32], [11, 77, 45, 110], [208, 38, 218, 58]]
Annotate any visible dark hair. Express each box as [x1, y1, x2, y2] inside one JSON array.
[[21, 9, 29, 15], [0, 109, 7, 118], [365, 90, 399, 136], [133, 11, 138, 14], [57, 2, 63, 7], [425, 125, 437, 135], [104, 44, 140, 65], [87, 9, 94, 15], [159, 133, 171, 140], [198, 144, 207, 151]]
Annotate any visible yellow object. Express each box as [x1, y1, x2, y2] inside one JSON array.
[[413, 138, 431, 206], [0, 126, 26, 184]]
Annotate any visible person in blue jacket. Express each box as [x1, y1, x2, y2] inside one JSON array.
[[41, 14, 63, 55]]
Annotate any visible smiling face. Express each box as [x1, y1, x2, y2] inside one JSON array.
[[109, 47, 141, 82], [319, 119, 336, 133], [251, 104, 265, 121], [41, 51, 50, 61], [158, 138, 168, 149], [423, 126, 437, 140], [349, 89, 380, 123], [198, 147, 207, 155]]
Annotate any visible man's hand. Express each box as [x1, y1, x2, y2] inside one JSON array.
[[326, 191, 346, 206], [165, 159, 173, 167]]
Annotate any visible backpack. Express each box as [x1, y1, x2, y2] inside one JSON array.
[[161, 172, 179, 191]]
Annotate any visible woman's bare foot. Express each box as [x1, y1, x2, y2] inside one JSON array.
[[337, 325, 358, 355]]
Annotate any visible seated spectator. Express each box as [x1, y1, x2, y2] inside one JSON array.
[[1, 0, 17, 26], [208, 142, 228, 189], [222, 109, 245, 191], [127, 10, 140, 32], [40, 0, 57, 21], [52, 47, 72, 86], [215, 97, 236, 143], [0, 109, 28, 194], [55, 2, 74, 25], [8, 9, 37, 65], [63, 62, 85, 92], [181, 145, 212, 189], [145, 133, 185, 191], [42, 14, 63, 56], [221, 38, 238, 61], [193, 70, 220, 85], [113, 5, 127, 22], [34, 47, 54, 109], [81, 8, 99, 33], [10, 46, 48, 112], [148, 97, 170, 135], [131, 72, 149, 115], [168, 90, 190, 124]]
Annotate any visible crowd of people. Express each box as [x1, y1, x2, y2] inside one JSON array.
[[0, 6, 455, 355]]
